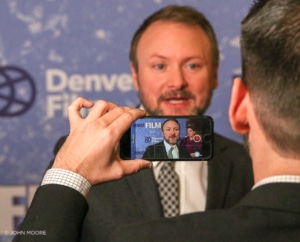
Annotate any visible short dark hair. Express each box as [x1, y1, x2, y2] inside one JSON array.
[[129, 5, 219, 73], [241, 0, 300, 157], [161, 119, 180, 131], [186, 125, 195, 131]]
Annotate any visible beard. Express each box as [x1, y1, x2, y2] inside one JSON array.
[[164, 136, 178, 145], [138, 89, 213, 116]]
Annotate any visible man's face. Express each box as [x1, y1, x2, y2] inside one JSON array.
[[131, 21, 218, 115], [162, 120, 180, 145]]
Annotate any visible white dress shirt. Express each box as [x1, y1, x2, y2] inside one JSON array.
[[153, 161, 208, 214], [163, 140, 179, 159]]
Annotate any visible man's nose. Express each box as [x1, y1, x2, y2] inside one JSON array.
[[166, 67, 188, 90]]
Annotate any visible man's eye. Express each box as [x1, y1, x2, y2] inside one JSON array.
[[188, 63, 200, 69], [155, 64, 165, 70]]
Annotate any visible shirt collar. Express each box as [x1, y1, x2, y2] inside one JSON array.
[[164, 140, 178, 151], [252, 175, 300, 190]]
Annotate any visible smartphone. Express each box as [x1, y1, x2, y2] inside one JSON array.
[[120, 116, 214, 161]]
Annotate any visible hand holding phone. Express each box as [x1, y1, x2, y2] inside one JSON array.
[[120, 116, 214, 161]]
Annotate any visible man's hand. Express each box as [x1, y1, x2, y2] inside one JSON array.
[[52, 97, 151, 184]]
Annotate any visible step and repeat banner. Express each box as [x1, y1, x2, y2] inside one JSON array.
[[0, 0, 252, 240]]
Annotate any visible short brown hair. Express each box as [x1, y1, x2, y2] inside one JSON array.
[[129, 5, 219, 73], [241, 0, 300, 157]]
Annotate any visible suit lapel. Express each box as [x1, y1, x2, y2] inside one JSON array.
[[126, 168, 164, 219], [205, 135, 232, 209], [124, 140, 165, 219], [156, 141, 168, 159]]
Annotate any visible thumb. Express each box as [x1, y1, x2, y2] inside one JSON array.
[[120, 159, 152, 175]]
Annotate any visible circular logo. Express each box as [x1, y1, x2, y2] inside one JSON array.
[[0, 66, 36, 117], [193, 134, 202, 143]]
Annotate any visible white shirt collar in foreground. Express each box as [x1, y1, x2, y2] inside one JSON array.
[[252, 175, 300, 190]]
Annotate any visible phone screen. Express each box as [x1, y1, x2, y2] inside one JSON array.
[[120, 116, 214, 161]]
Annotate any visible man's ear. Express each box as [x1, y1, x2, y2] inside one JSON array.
[[228, 77, 250, 134], [130, 62, 139, 91]]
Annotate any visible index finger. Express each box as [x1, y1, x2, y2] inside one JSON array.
[[68, 97, 94, 124], [105, 107, 146, 140], [86, 100, 118, 122]]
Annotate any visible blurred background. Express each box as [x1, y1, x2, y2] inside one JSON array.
[[0, 0, 252, 240]]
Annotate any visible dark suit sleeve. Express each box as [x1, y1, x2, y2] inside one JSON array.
[[13, 185, 88, 242]]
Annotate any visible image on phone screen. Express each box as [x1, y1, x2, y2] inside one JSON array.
[[120, 116, 213, 161]]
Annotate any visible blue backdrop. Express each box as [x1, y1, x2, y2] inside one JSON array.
[[0, 0, 252, 239]]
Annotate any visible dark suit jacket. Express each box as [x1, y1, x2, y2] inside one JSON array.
[[142, 141, 191, 159], [47, 133, 254, 241], [108, 182, 300, 242], [14, 183, 300, 242]]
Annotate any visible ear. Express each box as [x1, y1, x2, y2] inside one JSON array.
[[228, 77, 250, 134], [130, 62, 139, 91]]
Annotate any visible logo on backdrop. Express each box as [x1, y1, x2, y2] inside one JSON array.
[[45, 68, 134, 118], [0, 66, 36, 117]]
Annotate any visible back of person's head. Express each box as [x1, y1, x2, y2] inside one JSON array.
[[129, 5, 219, 72], [240, 0, 300, 157]]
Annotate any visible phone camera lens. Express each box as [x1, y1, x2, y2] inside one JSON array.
[[203, 134, 211, 143]]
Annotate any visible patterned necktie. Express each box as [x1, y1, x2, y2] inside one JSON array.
[[157, 161, 180, 217]]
